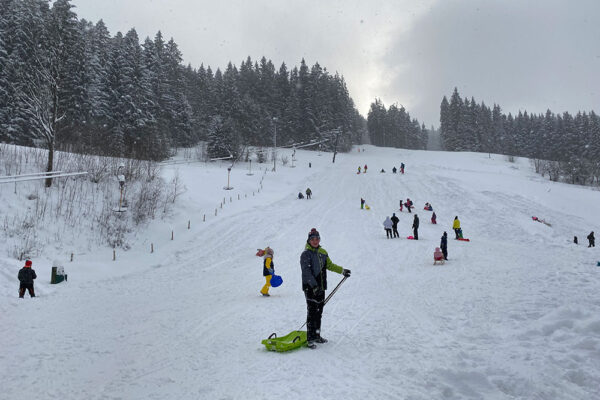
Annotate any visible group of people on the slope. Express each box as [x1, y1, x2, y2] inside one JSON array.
[[357, 164, 368, 174], [260, 229, 351, 349], [297, 188, 312, 199]]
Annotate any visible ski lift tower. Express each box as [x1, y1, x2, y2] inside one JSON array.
[[223, 166, 234, 190], [114, 163, 127, 212], [272, 117, 278, 172], [291, 147, 296, 168]]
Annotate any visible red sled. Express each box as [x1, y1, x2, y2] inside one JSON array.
[[456, 238, 470, 242], [406, 236, 415, 240]]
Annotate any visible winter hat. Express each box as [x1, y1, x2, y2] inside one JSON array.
[[307, 228, 320, 241], [25, 260, 32, 267], [264, 247, 274, 257]]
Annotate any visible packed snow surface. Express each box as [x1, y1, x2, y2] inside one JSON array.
[[2, 145, 600, 399]]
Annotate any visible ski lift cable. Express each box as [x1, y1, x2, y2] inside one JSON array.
[[0, 171, 88, 184], [0, 170, 65, 180]]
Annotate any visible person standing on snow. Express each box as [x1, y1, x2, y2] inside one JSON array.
[[440, 231, 448, 260], [18, 260, 37, 298], [588, 231, 595, 247], [300, 228, 350, 349], [305, 188, 312, 199], [406, 198, 412, 213], [431, 212, 437, 224], [453, 216, 461, 239], [391, 213, 400, 238], [400, 163, 405, 174], [357, 166, 361, 174], [260, 247, 275, 296], [364, 164, 368, 173], [412, 214, 420, 240], [383, 216, 393, 239], [399, 199, 403, 212]]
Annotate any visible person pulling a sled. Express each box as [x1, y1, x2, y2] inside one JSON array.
[[412, 214, 419, 240], [259, 247, 275, 296], [18, 260, 37, 298], [453, 216, 461, 239], [440, 231, 448, 260], [300, 228, 351, 348]]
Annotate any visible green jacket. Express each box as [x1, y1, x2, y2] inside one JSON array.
[[300, 243, 343, 291]]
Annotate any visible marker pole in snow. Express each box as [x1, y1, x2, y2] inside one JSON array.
[[298, 275, 348, 331]]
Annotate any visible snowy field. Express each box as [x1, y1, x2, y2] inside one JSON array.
[[2, 145, 600, 399]]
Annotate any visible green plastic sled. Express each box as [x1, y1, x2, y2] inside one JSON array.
[[262, 330, 307, 352]]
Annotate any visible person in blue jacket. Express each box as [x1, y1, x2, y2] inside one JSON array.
[[300, 228, 351, 349]]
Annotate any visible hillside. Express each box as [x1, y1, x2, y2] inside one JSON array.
[[2, 145, 599, 399]]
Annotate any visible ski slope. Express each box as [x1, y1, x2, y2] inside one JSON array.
[[2, 145, 600, 399]]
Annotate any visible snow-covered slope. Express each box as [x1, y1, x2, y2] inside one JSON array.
[[2, 146, 599, 399]]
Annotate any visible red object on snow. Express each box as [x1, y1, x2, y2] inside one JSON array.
[[406, 236, 415, 240], [457, 238, 470, 242]]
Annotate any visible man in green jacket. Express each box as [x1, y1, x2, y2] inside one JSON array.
[[300, 228, 351, 348]]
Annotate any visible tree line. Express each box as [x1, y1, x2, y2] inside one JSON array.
[[440, 88, 600, 185], [366, 99, 428, 150], [0, 0, 365, 164]]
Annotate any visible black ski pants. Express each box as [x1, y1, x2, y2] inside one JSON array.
[[392, 227, 399, 238], [385, 228, 392, 239], [413, 227, 418, 240], [304, 289, 325, 341], [19, 283, 35, 298], [441, 246, 448, 260]]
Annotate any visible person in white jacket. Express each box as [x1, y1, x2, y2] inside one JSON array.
[[383, 216, 393, 239]]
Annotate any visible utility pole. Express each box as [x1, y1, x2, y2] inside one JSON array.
[[272, 117, 278, 172]]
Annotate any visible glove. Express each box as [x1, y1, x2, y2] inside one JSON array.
[[342, 269, 351, 277], [267, 268, 274, 275]]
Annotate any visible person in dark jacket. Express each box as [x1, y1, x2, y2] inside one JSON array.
[[588, 231, 595, 247], [392, 167, 397, 173], [360, 198, 365, 209], [391, 213, 400, 238], [300, 228, 351, 348], [412, 214, 419, 240], [18, 260, 37, 298], [305, 188, 312, 199], [400, 163, 405, 174], [440, 232, 448, 260]]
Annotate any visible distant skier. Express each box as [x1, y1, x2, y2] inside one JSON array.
[[392, 167, 397, 173], [361, 198, 365, 209], [453, 216, 461, 239], [383, 217, 393, 239], [588, 231, 595, 247], [18, 260, 37, 298], [431, 212, 437, 224], [412, 214, 419, 240], [391, 213, 400, 238], [259, 247, 275, 296], [305, 188, 312, 199], [440, 231, 448, 260], [301, 228, 351, 349], [574, 236, 578, 244], [399, 199, 403, 212], [380, 168, 385, 173], [357, 166, 361, 174], [400, 163, 405, 174], [405, 198, 413, 213], [298, 192, 304, 199], [364, 164, 368, 173]]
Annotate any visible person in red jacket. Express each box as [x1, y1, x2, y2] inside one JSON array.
[[18, 260, 37, 298]]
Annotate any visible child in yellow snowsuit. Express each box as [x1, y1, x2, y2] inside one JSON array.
[[260, 247, 274, 296]]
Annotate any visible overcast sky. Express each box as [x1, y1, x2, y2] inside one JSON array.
[[71, 0, 600, 127]]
